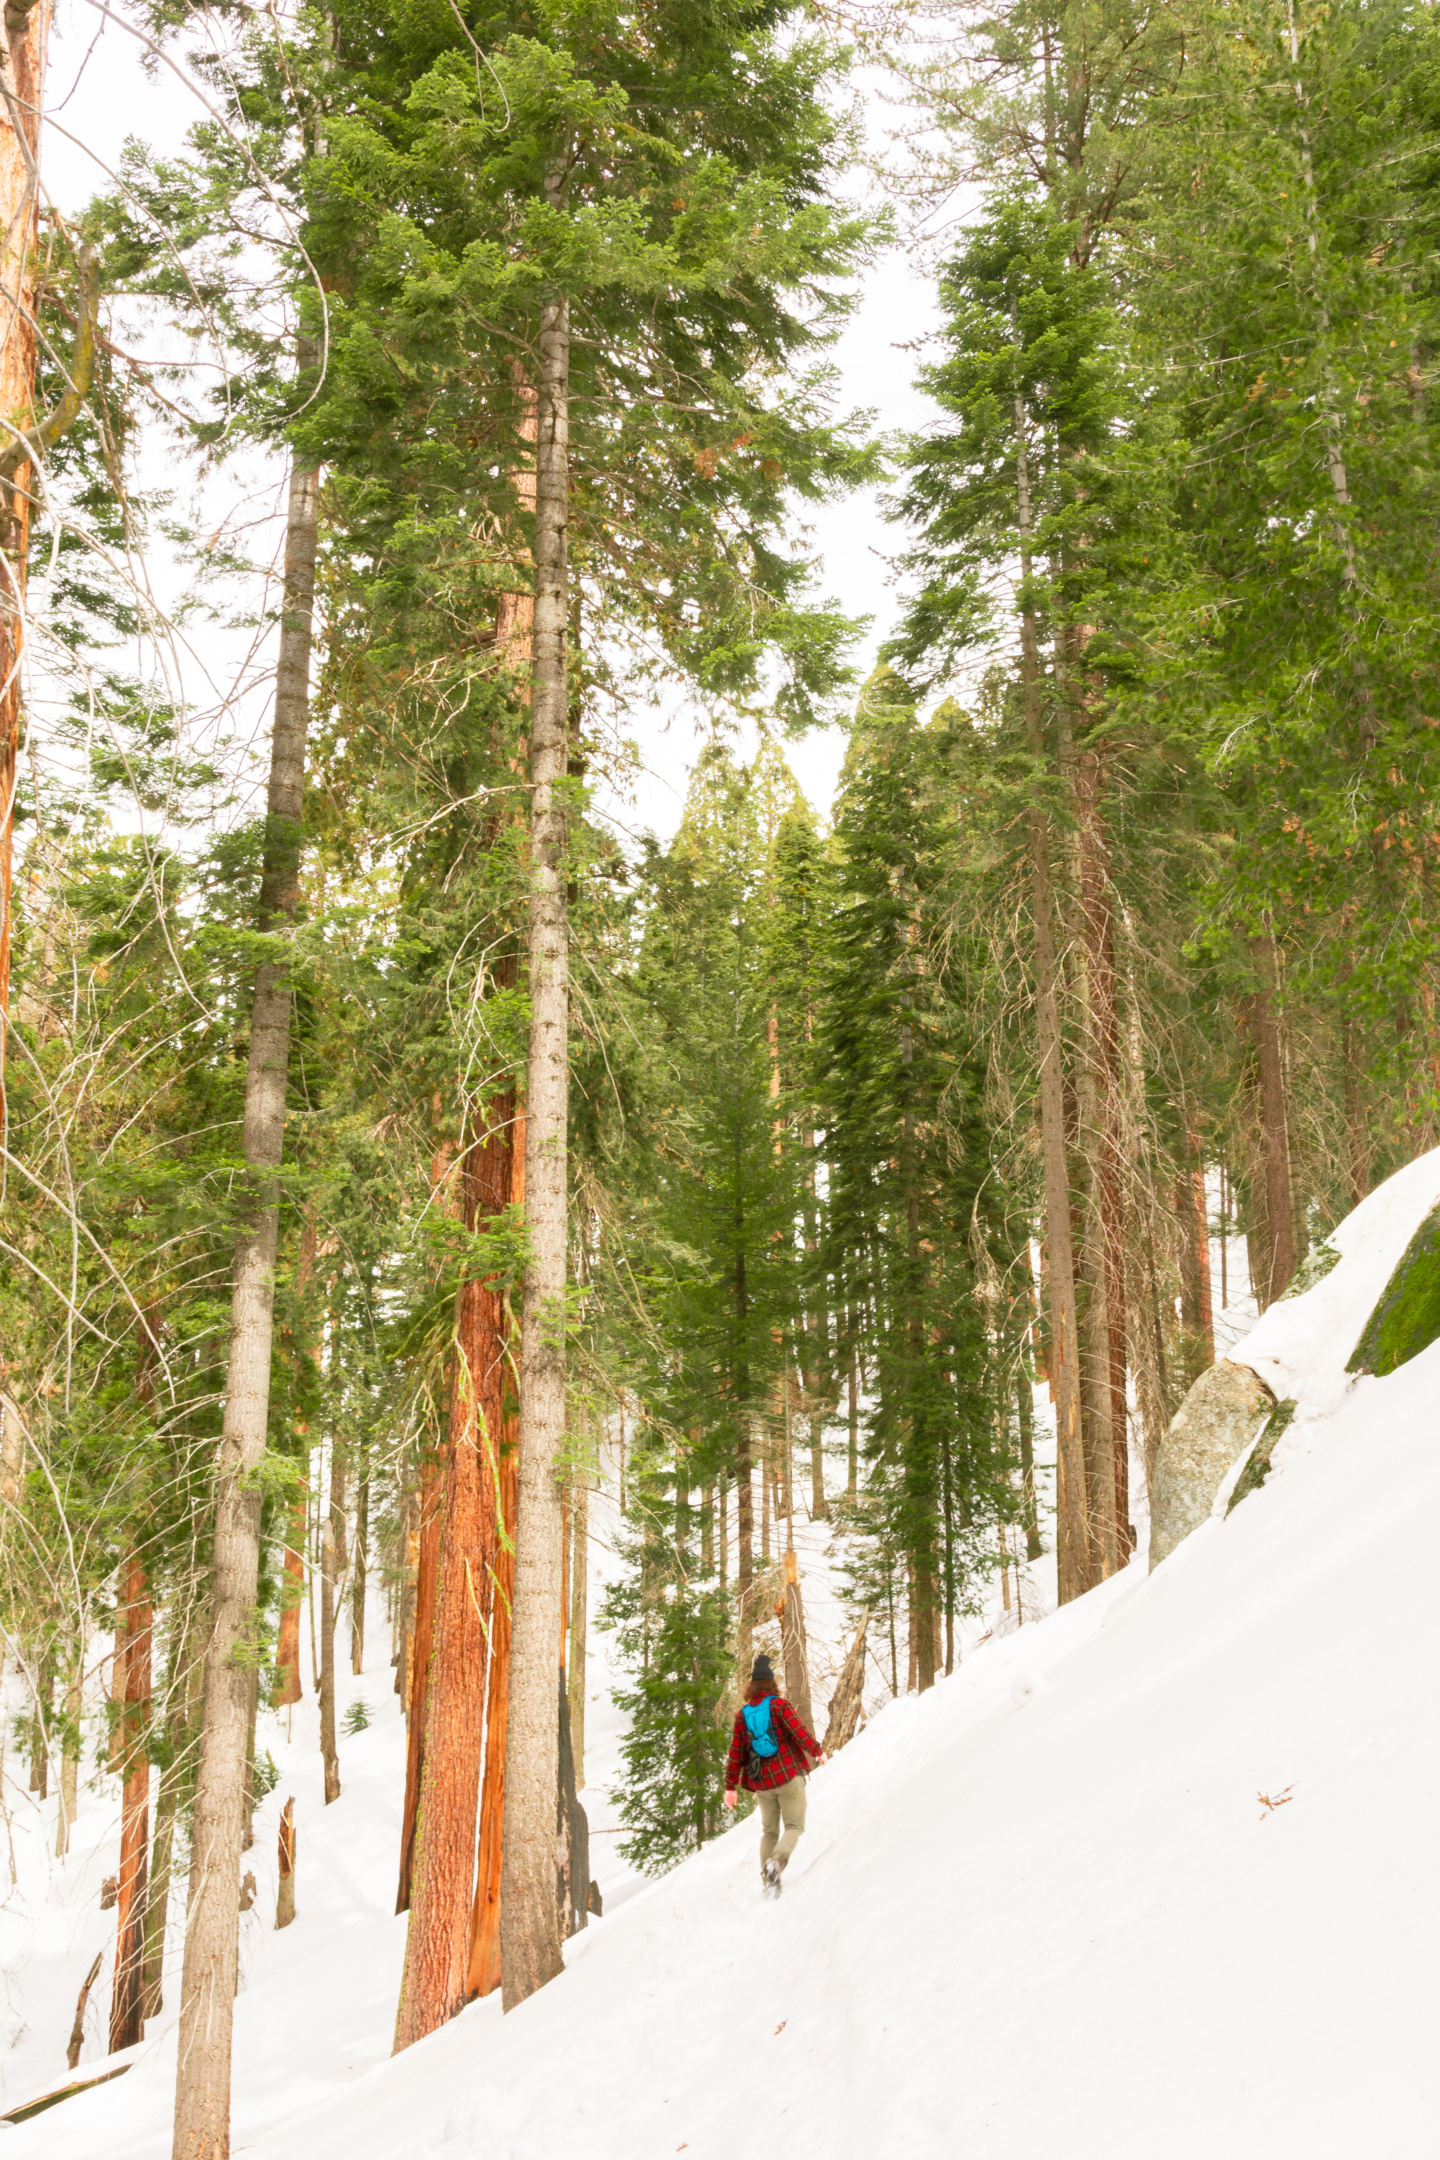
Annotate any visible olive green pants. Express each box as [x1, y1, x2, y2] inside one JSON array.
[[757, 1774, 807, 1871]]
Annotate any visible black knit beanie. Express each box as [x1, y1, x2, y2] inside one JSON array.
[[750, 1653, 776, 1688]]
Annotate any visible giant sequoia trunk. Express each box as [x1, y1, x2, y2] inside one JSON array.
[[1012, 392, 1089, 1602], [171, 424, 319, 2160], [393, 1101, 514, 2048], [500, 288, 571, 2013]]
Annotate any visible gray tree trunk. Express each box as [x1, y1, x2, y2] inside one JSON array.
[[170, 431, 319, 2160], [500, 289, 570, 2015], [320, 1443, 344, 1803], [567, 1464, 587, 1789]]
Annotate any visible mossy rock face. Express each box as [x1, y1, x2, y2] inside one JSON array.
[[1347, 1204, 1440, 1376]]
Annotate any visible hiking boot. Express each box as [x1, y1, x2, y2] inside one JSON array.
[[761, 1859, 782, 1900]]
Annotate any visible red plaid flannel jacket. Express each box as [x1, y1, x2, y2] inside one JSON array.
[[725, 1693, 822, 1793]]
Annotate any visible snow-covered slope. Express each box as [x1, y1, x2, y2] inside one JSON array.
[[13, 1157, 1440, 2160]]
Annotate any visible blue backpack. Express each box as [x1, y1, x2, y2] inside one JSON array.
[[741, 1696, 780, 1769]]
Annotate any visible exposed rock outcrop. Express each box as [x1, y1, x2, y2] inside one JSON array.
[[1148, 1361, 1277, 1569]]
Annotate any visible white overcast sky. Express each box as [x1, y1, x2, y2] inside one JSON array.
[[43, 6, 947, 844]]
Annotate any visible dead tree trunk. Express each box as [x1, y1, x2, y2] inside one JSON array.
[[779, 1550, 813, 1733], [109, 1551, 151, 2052], [171, 404, 319, 2160], [274, 1800, 296, 1930], [823, 1620, 867, 1753]]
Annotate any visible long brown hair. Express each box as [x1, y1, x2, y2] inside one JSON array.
[[746, 1677, 779, 1706]]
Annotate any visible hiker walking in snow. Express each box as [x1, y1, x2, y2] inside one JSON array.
[[724, 1654, 825, 1897]]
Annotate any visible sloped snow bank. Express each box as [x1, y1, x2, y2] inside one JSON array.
[[15, 1155, 1440, 2160]]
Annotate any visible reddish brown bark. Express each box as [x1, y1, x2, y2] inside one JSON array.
[[110, 1550, 152, 2052], [467, 1406, 518, 2000], [393, 1095, 515, 2049], [272, 1482, 306, 1708], [467, 1103, 523, 2001], [394, 1460, 440, 1915]]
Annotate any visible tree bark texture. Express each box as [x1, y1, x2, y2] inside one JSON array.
[[467, 1389, 519, 2002], [501, 288, 571, 2014], [110, 1551, 152, 2052], [1012, 395, 1090, 1603], [171, 436, 319, 2160], [393, 1097, 514, 2049], [0, 0, 46, 1136]]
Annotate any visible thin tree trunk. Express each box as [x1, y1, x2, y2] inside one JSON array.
[[846, 1331, 858, 1500], [567, 1461, 587, 1790], [142, 1609, 195, 2023], [1016, 1368, 1042, 1562], [272, 1481, 305, 1708], [1248, 935, 1298, 1304], [55, 1659, 79, 1857], [67, 1951, 103, 2072], [1013, 384, 1090, 1603], [110, 1550, 151, 2052], [394, 1459, 439, 1912], [319, 1443, 344, 1804], [171, 419, 319, 2160], [394, 1099, 513, 2047], [501, 282, 572, 2013], [350, 1456, 368, 1675], [0, 0, 47, 1135]]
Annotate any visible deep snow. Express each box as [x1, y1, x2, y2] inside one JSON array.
[[6, 1156, 1439, 2158]]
